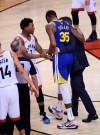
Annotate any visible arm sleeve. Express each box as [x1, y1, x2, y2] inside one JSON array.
[[59, 33, 76, 53]]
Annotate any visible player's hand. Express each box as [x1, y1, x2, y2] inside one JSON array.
[[29, 85, 39, 97], [34, 89, 39, 97], [42, 49, 49, 54], [40, 52, 51, 59], [85, 0, 90, 6], [53, 47, 59, 54]]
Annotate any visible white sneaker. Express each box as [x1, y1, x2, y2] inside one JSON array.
[[48, 105, 63, 120], [57, 119, 78, 129]]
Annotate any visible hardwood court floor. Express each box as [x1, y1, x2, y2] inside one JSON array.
[[0, 0, 100, 135], [0, 0, 29, 12]]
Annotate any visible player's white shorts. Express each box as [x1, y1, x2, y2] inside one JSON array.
[[34, 63, 42, 88], [71, 0, 96, 12], [0, 84, 20, 123]]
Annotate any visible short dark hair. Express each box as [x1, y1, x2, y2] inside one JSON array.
[[45, 10, 57, 19], [20, 18, 33, 30], [59, 16, 72, 25]]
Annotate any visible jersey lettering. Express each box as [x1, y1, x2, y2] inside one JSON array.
[[0, 65, 11, 79], [60, 32, 70, 42]]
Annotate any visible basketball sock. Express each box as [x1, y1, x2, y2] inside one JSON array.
[[39, 105, 45, 115], [56, 100, 62, 112], [66, 108, 75, 121]]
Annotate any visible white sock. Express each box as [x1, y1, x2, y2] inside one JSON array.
[[66, 108, 75, 121], [56, 100, 62, 112]]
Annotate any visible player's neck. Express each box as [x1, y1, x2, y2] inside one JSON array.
[[52, 17, 58, 21], [22, 31, 30, 38]]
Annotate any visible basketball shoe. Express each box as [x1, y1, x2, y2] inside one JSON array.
[[86, 31, 97, 42], [40, 112, 50, 124], [57, 119, 78, 129], [48, 105, 63, 120]]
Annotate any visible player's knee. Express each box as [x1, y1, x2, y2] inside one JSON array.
[[36, 88, 44, 102], [88, 13, 97, 25], [71, 11, 79, 25], [59, 83, 71, 104]]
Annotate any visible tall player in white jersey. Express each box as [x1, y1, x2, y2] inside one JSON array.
[[15, 18, 51, 124], [0, 43, 38, 134], [71, 0, 98, 42]]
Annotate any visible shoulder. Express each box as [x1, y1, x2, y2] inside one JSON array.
[[2, 50, 10, 57], [9, 50, 16, 58], [15, 35, 24, 45], [9, 51, 18, 62], [9, 50, 15, 56], [45, 22, 55, 29], [45, 22, 56, 34], [33, 35, 38, 42]]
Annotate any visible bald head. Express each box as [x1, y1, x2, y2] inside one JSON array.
[[10, 40, 21, 52]]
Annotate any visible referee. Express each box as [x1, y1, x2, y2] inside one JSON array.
[[9, 40, 39, 135]]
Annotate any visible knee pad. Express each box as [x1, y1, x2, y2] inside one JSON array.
[[71, 11, 79, 25], [88, 13, 97, 25], [59, 83, 71, 104], [36, 88, 44, 102]]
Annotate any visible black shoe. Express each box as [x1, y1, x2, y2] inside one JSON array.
[[64, 111, 78, 116], [82, 114, 98, 123], [86, 31, 97, 42]]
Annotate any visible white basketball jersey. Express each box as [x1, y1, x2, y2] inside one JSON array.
[[17, 34, 42, 87], [0, 51, 18, 87], [17, 34, 36, 64]]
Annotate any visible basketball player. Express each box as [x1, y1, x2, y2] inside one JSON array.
[[45, 10, 78, 129], [55, 16, 98, 123], [15, 18, 51, 124], [0, 43, 38, 135], [71, 0, 98, 42]]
